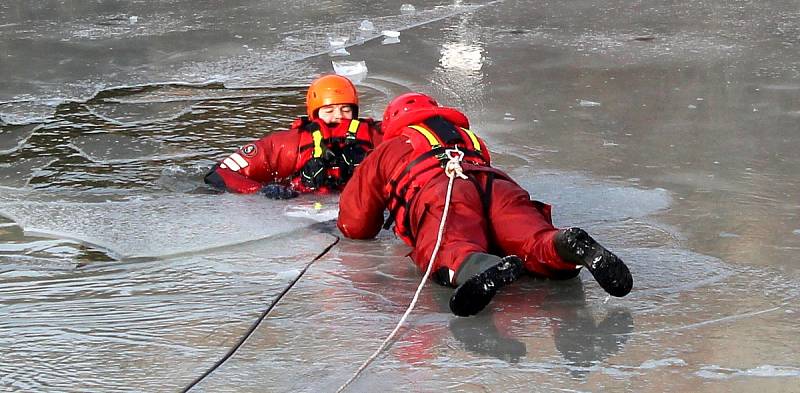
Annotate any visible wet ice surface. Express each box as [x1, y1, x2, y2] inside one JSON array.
[[0, 124, 37, 155], [0, 0, 486, 124], [2, 0, 800, 392]]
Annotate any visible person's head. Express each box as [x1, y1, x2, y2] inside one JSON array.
[[306, 74, 359, 125], [382, 92, 441, 138]]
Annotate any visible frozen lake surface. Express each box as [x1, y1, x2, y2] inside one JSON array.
[[1, 1, 799, 392]]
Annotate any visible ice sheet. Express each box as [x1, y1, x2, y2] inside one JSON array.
[[0, 1, 494, 124], [69, 134, 200, 164], [511, 170, 672, 227], [0, 191, 329, 259], [0, 157, 57, 188], [0, 124, 38, 155], [193, 229, 799, 393], [0, 226, 337, 392]]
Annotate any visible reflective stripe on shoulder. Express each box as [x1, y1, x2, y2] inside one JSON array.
[[408, 125, 441, 148], [461, 127, 481, 152]]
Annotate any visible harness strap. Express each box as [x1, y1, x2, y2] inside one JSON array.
[[383, 118, 486, 234], [297, 119, 373, 153], [311, 129, 324, 158], [347, 119, 360, 139], [424, 115, 464, 145], [407, 125, 441, 148], [462, 127, 481, 152]]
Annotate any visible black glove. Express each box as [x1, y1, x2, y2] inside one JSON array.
[[259, 183, 299, 199], [340, 144, 366, 181], [299, 156, 330, 189]]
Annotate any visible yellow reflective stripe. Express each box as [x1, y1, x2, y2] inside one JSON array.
[[312, 130, 324, 158], [348, 119, 360, 135], [408, 125, 441, 148], [461, 127, 481, 152]]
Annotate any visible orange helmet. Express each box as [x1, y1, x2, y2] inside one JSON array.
[[306, 74, 359, 119]]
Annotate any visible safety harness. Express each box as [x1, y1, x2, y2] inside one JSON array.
[[293, 117, 375, 188], [383, 116, 490, 242]]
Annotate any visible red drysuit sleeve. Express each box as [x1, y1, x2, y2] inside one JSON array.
[[205, 129, 302, 193], [337, 137, 411, 239]]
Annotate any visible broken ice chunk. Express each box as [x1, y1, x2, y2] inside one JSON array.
[[330, 47, 350, 57], [328, 36, 349, 56], [358, 20, 374, 31], [578, 99, 601, 107], [332, 60, 368, 83]]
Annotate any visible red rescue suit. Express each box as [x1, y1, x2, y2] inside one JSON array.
[[337, 108, 578, 286], [205, 117, 382, 194]]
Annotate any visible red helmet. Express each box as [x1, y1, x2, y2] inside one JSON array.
[[306, 74, 359, 119], [382, 92, 440, 137]]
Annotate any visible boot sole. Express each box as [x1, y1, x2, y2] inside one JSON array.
[[449, 278, 496, 317], [449, 257, 523, 317], [566, 228, 633, 297]]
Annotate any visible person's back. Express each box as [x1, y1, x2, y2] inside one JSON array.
[[338, 92, 632, 317]]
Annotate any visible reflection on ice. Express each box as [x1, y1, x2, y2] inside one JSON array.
[[439, 42, 484, 72]]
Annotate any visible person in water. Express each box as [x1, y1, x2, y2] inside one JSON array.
[[205, 74, 382, 198], [336, 92, 633, 316]]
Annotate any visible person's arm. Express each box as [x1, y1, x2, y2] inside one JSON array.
[[337, 138, 409, 239], [204, 130, 301, 194]]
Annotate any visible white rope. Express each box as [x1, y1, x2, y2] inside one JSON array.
[[336, 149, 466, 392]]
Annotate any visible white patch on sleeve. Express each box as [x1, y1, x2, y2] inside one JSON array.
[[230, 152, 249, 169], [449, 269, 455, 284], [223, 157, 240, 171], [220, 163, 228, 169]]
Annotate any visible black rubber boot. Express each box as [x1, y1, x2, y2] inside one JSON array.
[[449, 254, 524, 317], [554, 227, 633, 297]]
